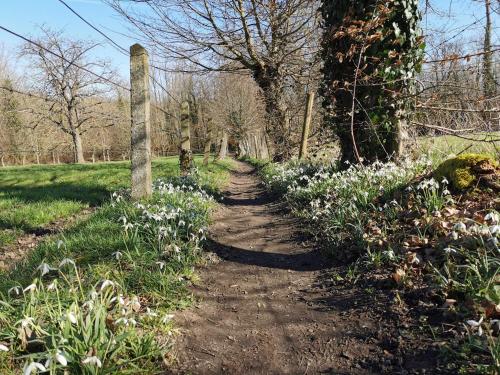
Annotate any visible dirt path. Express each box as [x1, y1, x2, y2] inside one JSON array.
[[169, 161, 410, 375]]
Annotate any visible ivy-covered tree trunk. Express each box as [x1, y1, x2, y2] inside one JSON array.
[[320, 0, 423, 165]]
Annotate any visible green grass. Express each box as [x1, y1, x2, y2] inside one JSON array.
[[416, 132, 499, 164], [0, 157, 233, 373], [0, 156, 231, 245]]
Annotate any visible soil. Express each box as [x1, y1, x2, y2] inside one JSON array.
[[0, 207, 95, 271], [168, 161, 445, 375]]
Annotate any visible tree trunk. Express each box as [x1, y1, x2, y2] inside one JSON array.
[[72, 131, 85, 163], [203, 126, 212, 166], [253, 67, 290, 161], [217, 130, 228, 160], [179, 101, 194, 175]]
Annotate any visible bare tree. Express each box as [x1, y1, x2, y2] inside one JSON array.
[[21, 27, 117, 163], [108, 0, 320, 160]]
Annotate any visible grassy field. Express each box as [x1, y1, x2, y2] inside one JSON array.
[[415, 132, 499, 163], [0, 156, 231, 247], [0, 156, 233, 373]]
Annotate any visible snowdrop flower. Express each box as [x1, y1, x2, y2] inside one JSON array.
[[8, 286, 22, 295], [82, 356, 102, 368], [156, 261, 166, 270], [23, 283, 37, 293], [123, 222, 134, 232], [115, 317, 137, 326], [100, 280, 115, 291], [0, 344, 8, 352], [110, 295, 125, 305], [489, 225, 499, 235], [56, 240, 64, 249], [466, 317, 484, 336], [453, 222, 467, 233], [23, 362, 47, 375], [37, 262, 54, 277], [443, 247, 457, 254], [67, 312, 78, 325], [485, 212, 499, 224], [441, 177, 449, 185], [46, 350, 68, 367], [21, 317, 34, 328], [59, 258, 75, 268], [162, 314, 174, 324], [145, 308, 158, 317], [47, 281, 58, 291], [112, 251, 123, 260]]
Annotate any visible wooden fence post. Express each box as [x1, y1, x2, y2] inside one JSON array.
[[180, 100, 193, 175], [203, 119, 212, 166], [130, 43, 152, 199], [299, 92, 315, 160]]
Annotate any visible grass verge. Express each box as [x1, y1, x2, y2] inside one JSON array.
[[0, 159, 233, 374]]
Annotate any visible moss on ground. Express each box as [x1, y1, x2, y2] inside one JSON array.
[[434, 153, 499, 190]]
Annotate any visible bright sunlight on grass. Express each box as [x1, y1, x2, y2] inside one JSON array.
[[0, 157, 233, 373], [0, 156, 232, 247]]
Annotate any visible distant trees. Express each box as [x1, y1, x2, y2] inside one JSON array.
[[21, 27, 118, 163], [320, 0, 424, 164], [108, 0, 321, 160]]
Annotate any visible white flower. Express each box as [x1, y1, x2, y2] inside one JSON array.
[[443, 247, 457, 254], [56, 240, 64, 249], [112, 251, 123, 260], [466, 317, 484, 336], [47, 281, 58, 291], [8, 286, 22, 295], [110, 295, 125, 305], [115, 317, 137, 326], [162, 314, 174, 324], [156, 261, 166, 270], [23, 362, 47, 375], [59, 258, 75, 268], [99, 280, 115, 291], [145, 308, 158, 317], [0, 344, 8, 352], [489, 225, 499, 235], [67, 312, 78, 325], [37, 263, 54, 277], [82, 356, 102, 368], [485, 212, 499, 224], [23, 283, 37, 293], [54, 350, 68, 366], [21, 317, 34, 328], [453, 222, 467, 233], [441, 177, 449, 185]]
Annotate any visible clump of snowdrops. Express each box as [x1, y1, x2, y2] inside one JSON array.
[[255, 156, 499, 371], [0, 176, 215, 374]]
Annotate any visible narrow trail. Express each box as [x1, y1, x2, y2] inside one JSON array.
[[169, 161, 395, 375]]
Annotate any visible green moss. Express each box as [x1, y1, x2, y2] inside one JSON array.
[[434, 153, 499, 190]]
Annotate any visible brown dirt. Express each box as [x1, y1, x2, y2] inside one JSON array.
[[0, 207, 95, 271], [167, 161, 434, 374]]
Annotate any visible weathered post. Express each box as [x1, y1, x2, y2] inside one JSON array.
[[299, 92, 315, 160], [130, 43, 152, 199], [203, 120, 212, 166], [179, 100, 193, 175]]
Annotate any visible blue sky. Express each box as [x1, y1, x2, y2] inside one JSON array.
[[0, 0, 498, 81]]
